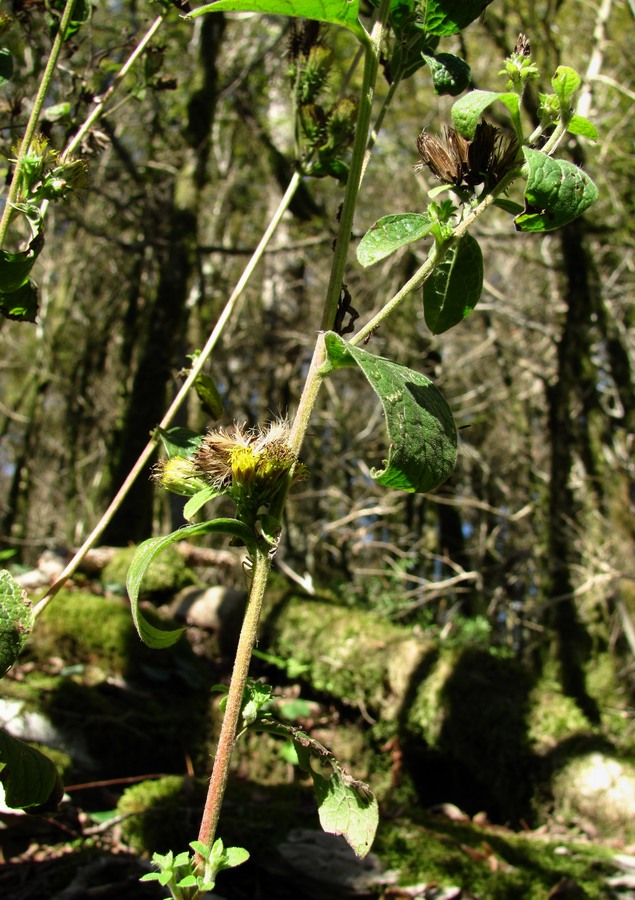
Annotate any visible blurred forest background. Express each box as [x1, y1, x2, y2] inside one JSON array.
[[2, 0, 634, 710], [1, 0, 635, 895]]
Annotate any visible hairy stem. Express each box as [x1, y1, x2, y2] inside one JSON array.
[[0, 0, 77, 248], [195, 546, 271, 863]]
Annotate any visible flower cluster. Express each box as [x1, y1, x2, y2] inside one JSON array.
[[156, 422, 303, 520]]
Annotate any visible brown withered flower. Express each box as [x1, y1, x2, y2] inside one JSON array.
[[416, 122, 519, 191]]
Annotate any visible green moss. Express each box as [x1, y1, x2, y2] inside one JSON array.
[[263, 594, 433, 716], [27, 590, 200, 680], [374, 812, 614, 899], [21, 590, 214, 777], [101, 545, 199, 596], [527, 676, 591, 750], [117, 776, 204, 855]]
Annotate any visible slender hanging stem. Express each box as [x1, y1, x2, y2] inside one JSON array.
[[33, 172, 302, 618], [0, 0, 77, 248]]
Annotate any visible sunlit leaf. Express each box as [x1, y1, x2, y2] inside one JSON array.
[[323, 333, 457, 493], [0, 570, 33, 677], [127, 519, 254, 647], [292, 729, 378, 858], [187, 0, 367, 42], [551, 65, 581, 109], [515, 147, 598, 232], [156, 426, 203, 459], [357, 214, 433, 267], [451, 89, 521, 139], [567, 115, 598, 141]]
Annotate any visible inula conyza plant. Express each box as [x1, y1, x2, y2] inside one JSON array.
[[0, 1, 599, 897]]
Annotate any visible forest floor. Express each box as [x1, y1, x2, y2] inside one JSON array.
[[2, 563, 635, 899]]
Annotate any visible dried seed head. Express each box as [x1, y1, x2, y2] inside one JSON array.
[[416, 123, 519, 191]]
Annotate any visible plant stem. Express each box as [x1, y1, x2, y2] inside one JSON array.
[[195, 545, 271, 865], [320, 0, 391, 331], [33, 172, 302, 619], [350, 169, 521, 346], [64, 15, 166, 161], [0, 0, 77, 248]]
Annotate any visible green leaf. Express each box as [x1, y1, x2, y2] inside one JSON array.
[[0, 234, 44, 294], [194, 372, 224, 419], [423, 234, 483, 334], [187, 0, 367, 41], [0, 48, 13, 86], [421, 0, 495, 36], [292, 730, 378, 858], [451, 89, 521, 139], [183, 485, 224, 521], [62, 0, 92, 39], [127, 519, 254, 647], [357, 214, 433, 267], [156, 426, 202, 459], [323, 333, 457, 493], [223, 846, 250, 868], [515, 147, 599, 233], [422, 52, 471, 96], [567, 115, 599, 140], [551, 65, 581, 110], [0, 570, 33, 677], [0, 280, 39, 323], [0, 729, 63, 811]]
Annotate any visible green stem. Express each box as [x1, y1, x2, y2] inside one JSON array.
[[195, 545, 271, 864], [320, 0, 391, 331], [34, 172, 302, 616], [351, 169, 521, 346], [0, 0, 77, 248]]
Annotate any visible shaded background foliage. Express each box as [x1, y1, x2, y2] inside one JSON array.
[[0, 0, 634, 711]]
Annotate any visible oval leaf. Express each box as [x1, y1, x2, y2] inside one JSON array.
[[286, 727, 378, 858], [567, 115, 598, 141], [187, 0, 366, 41], [515, 147, 598, 232], [451, 89, 520, 139], [423, 234, 483, 334], [422, 52, 471, 96], [127, 519, 253, 647], [551, 65, 581, 109], [0, 729, 63, 811], [156, 426, 203, 459], [0, 279, 39, 323], [357, 214, 433, 267], [422, 0, 495, 36], [0, 570, 33, 677], [324, 333, 457, 493]]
